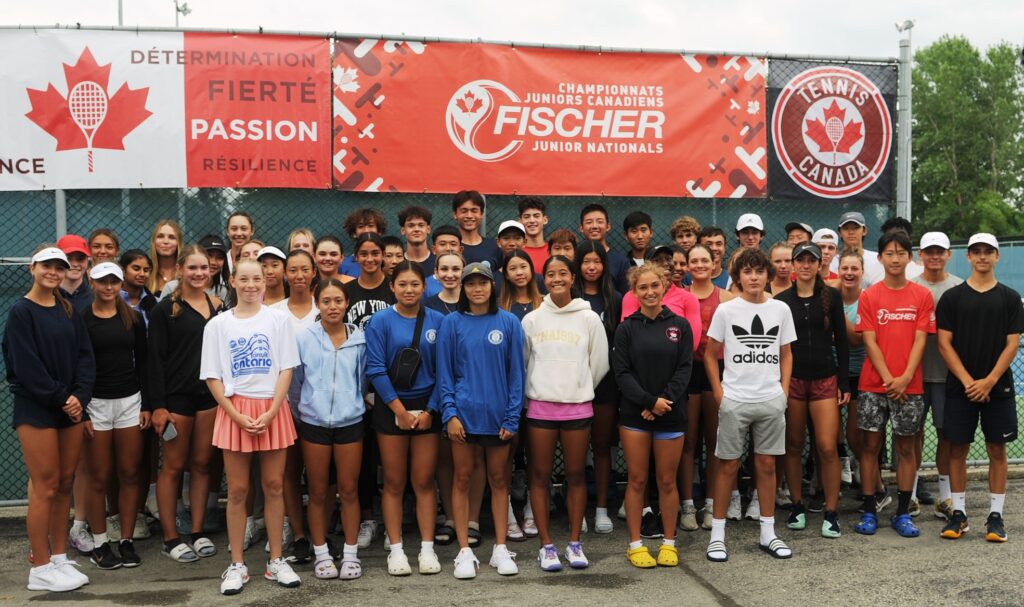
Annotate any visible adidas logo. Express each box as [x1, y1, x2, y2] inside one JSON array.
[[731, 315, 779, 350]]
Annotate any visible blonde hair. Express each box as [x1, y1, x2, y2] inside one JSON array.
[[147, 219, 184, 294], [169, 244, 208, 318], [628, 261, 668, 292], [669, 215, 701, 239], [287, 228, 316, 252]]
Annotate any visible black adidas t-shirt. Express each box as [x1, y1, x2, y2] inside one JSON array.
[[343, 277, 395, 330], [936, 281, 1024, 399]]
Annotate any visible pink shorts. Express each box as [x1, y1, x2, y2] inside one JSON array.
[[212, 395, 297, 453], [789, 376, 838, 402]]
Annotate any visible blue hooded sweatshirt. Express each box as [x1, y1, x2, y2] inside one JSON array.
[[436, 309, 525, 435], [364, 305, 444, 410], [289, 321, 367, 429]]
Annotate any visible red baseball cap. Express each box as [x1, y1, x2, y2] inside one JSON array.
[[57, 234, 90, 257]]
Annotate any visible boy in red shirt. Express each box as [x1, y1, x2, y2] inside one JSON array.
[[854, 230, 935, 538]]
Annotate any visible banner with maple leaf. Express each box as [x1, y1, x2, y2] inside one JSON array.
[[331, 39, 768, 198], [767, 59, 897, 202]]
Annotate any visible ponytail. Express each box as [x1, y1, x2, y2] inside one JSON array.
[[114, 293, 138, 330], [53, 288, 73, 319], [814, 273, 831, 330]]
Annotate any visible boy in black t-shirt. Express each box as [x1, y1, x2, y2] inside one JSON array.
[[937, 233, 1024, 542]]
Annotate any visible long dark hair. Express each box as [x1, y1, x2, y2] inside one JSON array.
[[575, 240, 620, 336], [500, 250, 541, 312], [542, 254, 582, 299], [313, 277, 349, 323], [458, 274, 498, 315]]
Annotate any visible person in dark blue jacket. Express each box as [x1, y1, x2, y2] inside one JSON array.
[[365, 261, 445, 577], [3, 246, 95, 592], [436, 262, 525, 580]]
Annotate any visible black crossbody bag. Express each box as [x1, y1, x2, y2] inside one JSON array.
[[388, 308, 426, 391]]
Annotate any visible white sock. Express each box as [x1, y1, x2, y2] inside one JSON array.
[[420, 541, 434, 555], [683, 499, 694, 507], [494, 543, 506, 552], [731, 490, 740, 499], [759, 516, 777, 545], [991, 493, 1005, 516], [595, 507, 608, 517], [642, 506, 653, 516], [710, 519, 726, 544], [938, 475, 951, 502], [911, 472, 920, 500], [523, 500, 534, 519], [343, 543, 358, 559], [148, 483, 157, 498], [952, 492, 966, 514], [661, 537, 676, 547], [390, 541, 404, 554], [750, 490, 759, 501], [71, 519, 87, 532], [628, 540, 643, 550], [50, 553, 68, 565], [705, 498, 714, 510], [507, 499, 516, 521], [93, 532, 108, 546], [313, 543, 330, 559]]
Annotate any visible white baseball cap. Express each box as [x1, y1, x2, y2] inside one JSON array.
[[812, 228, 839, 245], [90, 261, 124, 281], [256, 246, 287, 262], [967, 233, 999, 250], [919, 232, 951, 250], [497, 220, 526, 237], [31, 247, 70, 268], [736, 213, 764, 232]]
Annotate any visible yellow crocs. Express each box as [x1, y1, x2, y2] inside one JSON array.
[[627, 546, 657, 569], [657, 544, 679, 567]]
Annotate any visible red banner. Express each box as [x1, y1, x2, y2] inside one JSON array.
[[331, 40, 768, 198], [184, 33, 331, 188]]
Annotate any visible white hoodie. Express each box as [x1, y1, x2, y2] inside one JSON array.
[[522, 295, 610, 404]]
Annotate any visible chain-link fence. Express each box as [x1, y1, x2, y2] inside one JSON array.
[[3, 188, 1016, 501]]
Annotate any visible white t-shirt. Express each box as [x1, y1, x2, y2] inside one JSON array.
[[200, 306, 299, 399], [707, 297, 797, 402], [270, 298, 318, 332]]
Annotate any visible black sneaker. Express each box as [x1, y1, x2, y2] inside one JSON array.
[[90, 542, 123, 569], [985, 512, 1008, 543], [916, 480, 935, 506], [288, 536, 312, 563], [118, 539, 141, 568], [807, 493, 826, 514], [640, 511, 664, 539], [941, 510, 969, 540]]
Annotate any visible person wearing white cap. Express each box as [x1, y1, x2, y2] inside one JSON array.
[[937, 233, 1023, 543], [735, 214, 765, 250], [257, 246, 289, 306], [911, 232, 962, 520], [811, 229, 840, 281], [81, 262, 149, 570], [4, 245, 95, 592], [496, 220, 527, 258]]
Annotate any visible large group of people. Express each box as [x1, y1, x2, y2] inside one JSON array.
[[4, 192, 1020, 595]]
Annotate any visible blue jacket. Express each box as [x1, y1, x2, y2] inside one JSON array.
[[365, 305, 444, 409], [436, 309, 525, 435], [289, 322, 367, 429]]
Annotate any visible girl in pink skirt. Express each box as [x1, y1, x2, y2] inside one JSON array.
[[200, 259, 301, 596]]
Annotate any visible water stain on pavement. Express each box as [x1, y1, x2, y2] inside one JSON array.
[[530, 573, 636, 589], [28, 589, 187, 605]]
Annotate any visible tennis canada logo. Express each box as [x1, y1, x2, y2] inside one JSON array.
[[731, 315, 779, 364], [771, 66, 892, 198], [25, 47, 153, 173], [445, 79, 666, 162]]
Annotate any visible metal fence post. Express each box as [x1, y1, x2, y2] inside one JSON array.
[[54, 189, 67, 239], [896, 22, 913, 220]]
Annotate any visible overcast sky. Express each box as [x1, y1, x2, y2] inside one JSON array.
[[4, 1, 1021, 58]]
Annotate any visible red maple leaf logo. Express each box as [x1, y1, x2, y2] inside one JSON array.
[[455, 91, 483, 114], [804, 100, 863, 157], [25, 47, 153, 172]]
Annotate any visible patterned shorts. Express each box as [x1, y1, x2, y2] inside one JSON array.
[[857, 392, 926, 437]]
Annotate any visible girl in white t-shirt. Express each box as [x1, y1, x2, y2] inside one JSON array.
[[200, 260, 301, 596]]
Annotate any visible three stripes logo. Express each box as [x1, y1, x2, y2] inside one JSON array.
[[731, 314, 780, 364]]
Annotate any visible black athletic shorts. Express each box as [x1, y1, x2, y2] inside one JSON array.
[[594, 373, 618, 404], [371, 394, 441, 435], [461, 433, 511, 448], [166, 393, 217, 417], [12, 395, 79, 430], [298, 420, 364, 446], [944, 395, 1018, 445], [687, 361, 723, 395], [527, 417, 592, 431]]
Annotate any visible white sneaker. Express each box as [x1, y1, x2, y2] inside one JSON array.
[[106, 516, 122, 542], [617, 502, 627, 520], [776, 486, 793, 508], [507, 520, 525, 541], [242, 518, 259, 551], [679, 503, 699, 531], [726, 494, 742, 521], [744, 491, 761, 521], [453, 548, 479, 579], [701, 507, 714, 530], [54, 559, 89, 588], [27, 562, 81, 592], [489, 545, 518, 576], [133, 514, 151, 540], [594, 510, 614, 534], [265, 520, 295, 553], [537, 544, 562, 572], [580, 518, 588, 534], [840, 457, 853, 485], [418, 551, 441, 575], [220, 563, 249, 595], [357, 520, 377, 549], [387, 550, 412, 576], [265, 557, 301, 588], [564, 542, 589, 569], [522, 517, 538, 538], [68, 525, 94, 554]]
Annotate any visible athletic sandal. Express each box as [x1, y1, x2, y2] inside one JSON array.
[[162, 541, 199, 563], [890, 514, 920, 538], [339, 558, 362, 579], [434, 523, 456, 546], [467, 524, 482, 548], [854, 513, 878, 535], [758, 538, 793, 559], [626, 546, 657, 568], [705, 540, 728, 563], [656, 544, 678, 567], [192, 537, 217, 558]]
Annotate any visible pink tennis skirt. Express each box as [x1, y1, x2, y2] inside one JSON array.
[[212, 395, 297, 453]]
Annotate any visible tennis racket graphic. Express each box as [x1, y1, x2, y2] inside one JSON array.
[[68, 81, 108, 172]]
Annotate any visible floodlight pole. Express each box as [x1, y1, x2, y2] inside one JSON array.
[[895, 20, 913, 221]]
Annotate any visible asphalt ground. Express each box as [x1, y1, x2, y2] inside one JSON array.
[[1, 478, 1022, 607]]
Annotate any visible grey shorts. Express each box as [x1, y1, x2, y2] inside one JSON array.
[[857, 392, 926, 436], [715, 393, 787, 460], [924, 382, 946, 430]]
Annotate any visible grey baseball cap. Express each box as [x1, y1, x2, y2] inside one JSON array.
[[838, 211, 866, 228], [461, 261, 494, 282]]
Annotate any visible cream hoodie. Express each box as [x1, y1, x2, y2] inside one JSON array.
[[522, 295, 610, 404]]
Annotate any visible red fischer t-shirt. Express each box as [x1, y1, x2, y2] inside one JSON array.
[[522, 245, 550, 275], [856, 281, 936, 395]]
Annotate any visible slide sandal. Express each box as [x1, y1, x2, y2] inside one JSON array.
[[435, 523, 456, 546], [192, 537, 217, 558], [758, 538, 793, 559], [162, 541, 199, 563]]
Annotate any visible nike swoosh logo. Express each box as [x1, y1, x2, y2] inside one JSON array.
[[1003, 432, 1014, 438]]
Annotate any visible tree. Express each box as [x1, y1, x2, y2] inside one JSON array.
[[911, 36, 1024, 239]]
